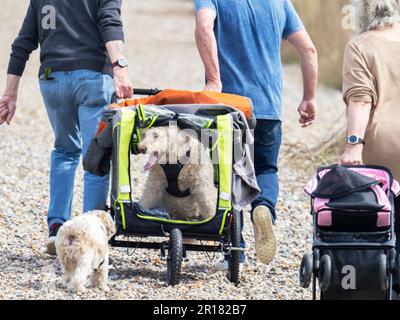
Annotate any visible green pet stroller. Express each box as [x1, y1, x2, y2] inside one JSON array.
[[84, 89, 259, 286]]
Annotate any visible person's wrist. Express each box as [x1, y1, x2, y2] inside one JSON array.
[[207, 77, 221, 84], [113, 65, 128, 74], [345, 143, 363, 150], [302, 97, 315, 102], [207, 81, 222, 90], [3, 91, 17, 99], [303, 88, 316, 101]]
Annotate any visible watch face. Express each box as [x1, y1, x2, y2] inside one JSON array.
[[348, 135, 358, 144], [118, 59, 128, 67]]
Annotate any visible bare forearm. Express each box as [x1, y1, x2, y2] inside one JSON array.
[[346, 101, 371, 138], [288, 30, 318, 101], [195, 27, 220, 83], [300, 48, 318, 101], [4, 75, 21, 98], [339, 100, 371, 165], [105, 40, 125, 64]]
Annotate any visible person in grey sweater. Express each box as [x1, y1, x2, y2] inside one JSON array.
[[0, 0, 133, 255]]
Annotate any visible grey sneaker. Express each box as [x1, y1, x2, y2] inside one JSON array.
[[252, 206, 277, 264], [47, 223, 62, 256]]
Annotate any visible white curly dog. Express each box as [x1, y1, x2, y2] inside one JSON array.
[[55, 210, 116, 293], [137, 124, 217, 221]]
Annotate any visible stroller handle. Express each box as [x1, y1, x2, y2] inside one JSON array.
[[111, 88, 162, 104], [133, 88, 162, 96]]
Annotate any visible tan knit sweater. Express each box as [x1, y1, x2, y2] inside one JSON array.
[[343, 32, 400, 180]]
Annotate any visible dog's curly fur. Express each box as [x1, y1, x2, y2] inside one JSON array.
[[353, 0, 400, 33], [55, 211, 116, 293], [137, 124, 217, 221]]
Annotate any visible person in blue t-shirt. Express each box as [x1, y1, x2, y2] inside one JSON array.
[[194, 0, 318, 268]]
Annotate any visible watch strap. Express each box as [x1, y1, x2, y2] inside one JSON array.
[[112, 59, 128, 69]]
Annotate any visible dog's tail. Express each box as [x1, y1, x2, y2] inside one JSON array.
[[58, 234, 83, 266], [68, 235, 78, 246]]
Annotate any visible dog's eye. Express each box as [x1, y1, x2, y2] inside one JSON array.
[[153, 133, 159, 139]]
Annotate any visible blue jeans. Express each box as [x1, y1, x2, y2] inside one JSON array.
[[251, 120, 282, 220], [236, 120, 282, 262], [39, 70, 114, 229]]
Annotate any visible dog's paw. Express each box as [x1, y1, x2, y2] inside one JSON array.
[[67, 283, 86, 294], [99, 284, 110, 292]]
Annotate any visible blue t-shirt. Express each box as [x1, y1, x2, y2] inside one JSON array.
[[195, 0, 304, 120]]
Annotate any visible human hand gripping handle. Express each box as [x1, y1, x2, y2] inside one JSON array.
[[113, 66, 133, 99], [204, 80, 222, 93], [105, 40, 133, 99], [339, 144, 364, 166]]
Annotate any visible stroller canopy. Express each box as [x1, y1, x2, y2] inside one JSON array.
[[110, 89, 254, 120], [310, 166, 380, 199], [305, 165, 400, 198]]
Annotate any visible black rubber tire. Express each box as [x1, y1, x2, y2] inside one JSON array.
[[388, 249, 396, 272], [227, 211, 241, 286], [318, 255, 332, 292], [167, 228, 183, 286], [299, 253, 313, 289], [397, 254, 400, 291], [380, 254, 389, 291]]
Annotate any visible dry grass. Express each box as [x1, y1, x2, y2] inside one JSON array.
[[282, 0, 353, 89], [281, 130, 346, 179]]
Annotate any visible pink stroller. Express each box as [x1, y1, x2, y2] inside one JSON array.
[[300, 165, 400, 300]]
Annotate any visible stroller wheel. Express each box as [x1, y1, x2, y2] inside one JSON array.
[[388, 248, 397, 272], [318, 255, 332, 292], [299, 253, 313, 289], [167, 228, 183, 286], [227, 211, 241, 286], [379, 254, 389, 291]]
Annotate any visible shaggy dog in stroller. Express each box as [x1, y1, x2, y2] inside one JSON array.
[[137, 124, 217, 221], [55, 211, 116, 293]]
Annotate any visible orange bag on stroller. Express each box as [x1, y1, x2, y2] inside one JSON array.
[[110, 89, 254, 120]]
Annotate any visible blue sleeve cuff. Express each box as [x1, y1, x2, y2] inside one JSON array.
[[282, 0, 304, 39], [282, 24, 304, 40], [194, 0, 216, 14]]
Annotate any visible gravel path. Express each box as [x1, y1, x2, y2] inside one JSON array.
[[0, 0, 346, 300]]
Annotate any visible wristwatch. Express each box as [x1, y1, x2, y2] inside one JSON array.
[[347, 135, 366, 145], [112, 58, 128, 69]]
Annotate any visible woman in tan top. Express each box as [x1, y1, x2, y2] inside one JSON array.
[[340, 0, 400, 180]]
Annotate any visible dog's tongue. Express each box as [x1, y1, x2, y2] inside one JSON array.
[[144, 152, 158, 172]]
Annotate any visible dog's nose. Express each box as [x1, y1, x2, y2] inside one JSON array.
[[138, 145, 147, 154]]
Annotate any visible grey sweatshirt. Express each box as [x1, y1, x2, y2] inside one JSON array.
[[7, 0, 124, 77]]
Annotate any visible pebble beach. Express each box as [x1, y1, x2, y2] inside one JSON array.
[[0, 0, 346, 300]]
